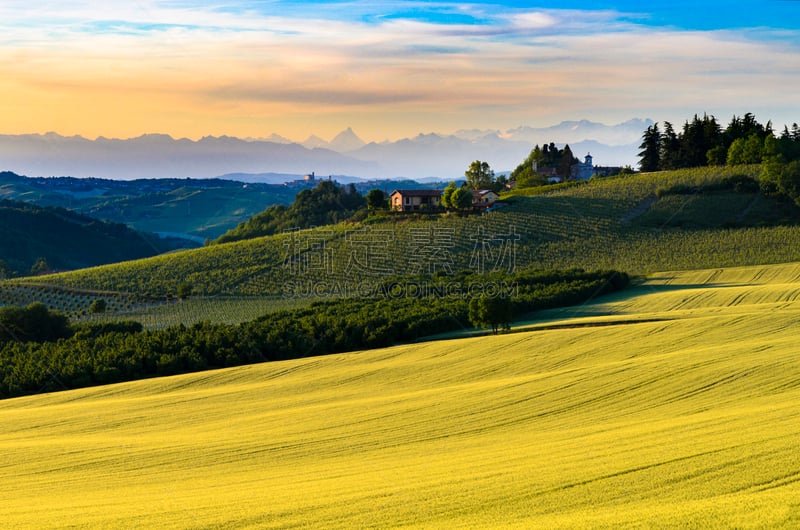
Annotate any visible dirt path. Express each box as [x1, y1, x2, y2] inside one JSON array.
[[620, 195, 657, 224]]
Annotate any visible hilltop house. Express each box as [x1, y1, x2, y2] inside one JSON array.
[[390, 188, 500, 212], [472, 190, 499, 209], [390, 189, 442, 211], [530, 160, 562, 183]]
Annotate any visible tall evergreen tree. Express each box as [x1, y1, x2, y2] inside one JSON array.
[[558, 144, 577, 179], [660, 121, 681, 170], [638, 123, 661, 172], [680, 114, 720, 168]]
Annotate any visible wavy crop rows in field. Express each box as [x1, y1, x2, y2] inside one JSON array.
[[1, 262, 799, 527]]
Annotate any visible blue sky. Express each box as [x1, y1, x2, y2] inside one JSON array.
[[1, 1, 799, 141], [187, 0, 800, 31]]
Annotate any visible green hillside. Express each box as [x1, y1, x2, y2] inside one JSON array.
[[0, 171, 297, 241], [9, 165, 800, 296], [1, 261, 799, 527], [0, 199, 167, 276]]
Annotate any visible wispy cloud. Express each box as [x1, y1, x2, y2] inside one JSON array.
[[1, 2, 799, 140]]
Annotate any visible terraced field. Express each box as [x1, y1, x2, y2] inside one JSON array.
[[2, 262, 799, 528]]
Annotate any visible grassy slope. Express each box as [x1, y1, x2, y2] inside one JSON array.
[[0, 173, 297, 240], [2, 262, 799, 528], [0, 200, 163, 273], [85, 185, 297, 240], [4, 164, 800, 324], [15, 166, 800, 288]]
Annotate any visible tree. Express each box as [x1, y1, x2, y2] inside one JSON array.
[[177, 282, 193, 300], [451, 187, 473, 211], [0, 302, 71, 343], [678, 114, 721, 168], [465, 160, 494, 190], [468, 296, 513, 334], [29, 257, 51, 276], [727, 134, 762, 165], [741, 134, 764, 164], [88, 299, 107, 314], [725, 113, 765, 144], [365, 189, 387, 210], [763, 160, 800, 204], [660, 121, 682, 169], [778, 161, 800, 204], [706, 145, 728, 166], [510, 146, 547, 188], [441, 181, 457, 209], [0, 259, 11, 280], [726, 137, 746, 166], [778, 123, 800, 162], [638, 123, 661, 172], [493, 173, 508, 192], [558, 144, 577, 179]]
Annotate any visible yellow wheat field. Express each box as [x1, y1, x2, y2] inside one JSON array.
[[2, 263, 800, 528]]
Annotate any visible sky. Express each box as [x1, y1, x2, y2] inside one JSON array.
[[2, 1, 800, 143]]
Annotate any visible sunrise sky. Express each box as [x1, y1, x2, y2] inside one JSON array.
[[2, 1, 800, 142]]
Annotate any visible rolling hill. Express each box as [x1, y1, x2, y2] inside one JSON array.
[[0, 171, 298, 242], [0, 199, 169, 275], [1, 261, 799, 527], [8, 164, 800, 299]]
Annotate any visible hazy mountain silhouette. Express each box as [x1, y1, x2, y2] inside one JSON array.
[[0, 133, 378, 180], [329, 127, 366, 152], [0, 119, 648, 180]]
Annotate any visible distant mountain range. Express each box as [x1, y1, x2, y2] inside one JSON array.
[[0, 119, 651, 180]]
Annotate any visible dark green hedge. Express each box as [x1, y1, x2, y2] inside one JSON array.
[[0, 268, 628, 398]]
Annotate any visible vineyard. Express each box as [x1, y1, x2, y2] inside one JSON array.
[[3, 164, 800, 324], [101, 296, 310, 329], [2, 261, 799, 527], [0, 282, 159, 319]]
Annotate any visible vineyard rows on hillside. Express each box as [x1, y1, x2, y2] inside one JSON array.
[[4, 164, 800, 323]]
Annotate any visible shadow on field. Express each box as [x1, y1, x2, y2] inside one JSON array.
[[414, 279, 718, 344]]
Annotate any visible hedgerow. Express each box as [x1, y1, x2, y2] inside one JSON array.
[[0, 268, 627, 398]]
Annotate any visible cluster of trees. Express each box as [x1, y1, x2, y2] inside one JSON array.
[[510, 143, 579, 187], [0, 302, 71, 343], [0, 255, 54, 278], [439, 160, 508, 210], [469, 296, 513, 334], [638, 113, 800, 171], [464, 160, 508, 191], [214, 160, 507, 238], [215, 180, 366, 243], [441, 182, 474, 210], [639, 113, 800, 204], [0, 268, 628, 398]]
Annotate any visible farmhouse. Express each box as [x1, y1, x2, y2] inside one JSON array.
[[472, 189, 499, 208], [390, 188, 500, 211], [530, 160, 562, 183], [390, 189, 442, 211]]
